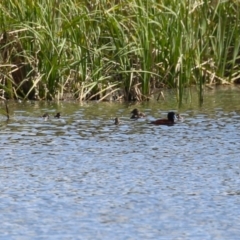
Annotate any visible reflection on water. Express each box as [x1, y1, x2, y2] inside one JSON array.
[[0, 86, 240, 239]]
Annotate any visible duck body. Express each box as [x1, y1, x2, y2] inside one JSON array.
[[42, 113, 49, 118], [130, 108, 146, 119], [114, 117, 120, 125], [54, 112, 61, 118], [150, 112, 176, 125]]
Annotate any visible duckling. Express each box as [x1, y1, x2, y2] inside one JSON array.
[[114, 117, 120, 125], [54, 112, 61, 118], [130, 108, 146, 119]]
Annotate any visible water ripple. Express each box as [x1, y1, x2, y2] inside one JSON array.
[[0, 98, 240, 239]]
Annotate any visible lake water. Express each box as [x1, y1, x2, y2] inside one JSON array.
[[0, 86, 240, 239]]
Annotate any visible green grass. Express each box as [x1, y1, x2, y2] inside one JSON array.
[[0, 0, 239, 103]]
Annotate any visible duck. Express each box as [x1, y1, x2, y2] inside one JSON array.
[[42, 113, 49, 121], [42, 113, 49, 120], [114, 117, 120, 125], [130, 108, 146, 119], [150, 112, 176, 125], [42, 113, 49, 118], [54, 112, 61, 118]]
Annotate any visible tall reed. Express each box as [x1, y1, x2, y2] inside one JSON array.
[[0, 0, 239, 103]]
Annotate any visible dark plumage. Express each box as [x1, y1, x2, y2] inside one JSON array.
[[114, 117, 120, 125], [54, 112, 61, 118], [42, 113, 49, 119], [150, 112, 176, 125]]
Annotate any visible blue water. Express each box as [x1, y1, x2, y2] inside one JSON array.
[[0, 87, 240, 239]]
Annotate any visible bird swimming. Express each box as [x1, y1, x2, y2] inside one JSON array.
[[149, 112, 177, 125], [130, 108, 146, 119]]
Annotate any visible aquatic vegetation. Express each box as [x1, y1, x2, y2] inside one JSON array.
[[0, 0, 239, 103]]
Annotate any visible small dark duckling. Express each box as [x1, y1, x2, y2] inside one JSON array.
[[114, 117, 120, 125], [41, 113, 49, 121], [42, 113, 49, 120], [42, 113, 49, 118], [54, 112, 61, 118], [150, 112, 176, 125], [130, 108, 146, 119]]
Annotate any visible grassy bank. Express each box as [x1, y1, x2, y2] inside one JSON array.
[[0, 0, 239, 102]]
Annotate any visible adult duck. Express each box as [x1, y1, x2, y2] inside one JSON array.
[[150, 112, 176, 125]]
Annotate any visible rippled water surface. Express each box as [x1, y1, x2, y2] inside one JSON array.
[[0, 87, 240, 239]]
